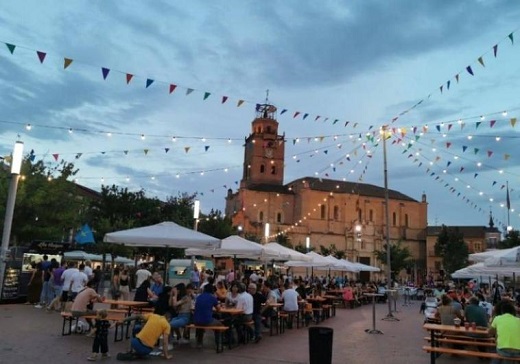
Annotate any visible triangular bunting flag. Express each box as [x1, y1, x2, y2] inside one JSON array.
[[75, 153, 82, 159], [487, 151, 493, 157], [478, 56, 485, 67], [237, 99, 245, 107], [462, 146, 468, 152], [460, 167, 464, 172], [5, 43, 15, 54], [448, 124, 453, 131], [126, 74, 134, 84], [37, 51, 46, 63], [293, 112, 300, 118], [64, 58, 73, 69], [446, 142, 451, 148], [447, 80, 451, 90], [508, 32, 514, 44], [447, 161, 452, 167], [455, 74, 459, 83], [511, 118, 517, 127], [490, 120, 496, 128], [280, 109, 287, 114], [323, 150, 328, 154], [303, 113, 309, 120], [345, 121, 350, 127], [474, 173, 478, 178], [52, 153, 59, 161], [476, 121, 481, 129], [144, 149, 149, 155], [493, 44, 498, 57], [314, 116, 320, 121], [436, 125, 441, 132], [203, 92, 211, 100], [440, 85, 443, 93], [146, 79, 154, 88], [184, 147, 190, 153], [474, 148, 479, 154], [165, 148, 170, 153], [333, 119, 339, 125], [123, 151, 128, 155], [169, 84, 177, 93], [204, 146, 210, 152], [504, 154, 511, 160], [221, 96, 228, 104], [493, 181, 497, 186], [466, 66, 474, 76], [186, 88, 194, 95], [101, 67, 110, 80]]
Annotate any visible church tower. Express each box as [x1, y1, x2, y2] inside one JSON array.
[[241, 104, 285, 188]]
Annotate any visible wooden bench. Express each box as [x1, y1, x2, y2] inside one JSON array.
[[61, 311, 129, 342], [423, 345, 520, 362], [424, 336, 496, 347], [185, 324, 229, 353]]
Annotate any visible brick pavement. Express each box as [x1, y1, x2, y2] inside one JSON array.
[[0, 298, 479, 364]]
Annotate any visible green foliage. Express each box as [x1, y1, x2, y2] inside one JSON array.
[[319, 244, 346, 259], [374, 241, 412, 277], [499, 230, 520, 249], [198, 209, 233, 239], [0, 158, 87, 243], [434, 225, 469, 276], [276, 233, 292, 248]]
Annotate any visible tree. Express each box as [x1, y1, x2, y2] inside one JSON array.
[[319, 244, 346, 259], [499, 230, 520, 249], [198, 209, 233, 239], [0, 158, 88, 244], [374, 241, 412, 278], [434, 225, 469, 276]]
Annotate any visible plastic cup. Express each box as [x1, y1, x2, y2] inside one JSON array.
[[453, 318, 461, 328], [464, 322, 470, 330]]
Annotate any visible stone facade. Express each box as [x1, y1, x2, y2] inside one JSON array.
[[225, 106, 429, 281]]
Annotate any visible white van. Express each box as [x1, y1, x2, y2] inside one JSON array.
[[168, 259, 214, 287]]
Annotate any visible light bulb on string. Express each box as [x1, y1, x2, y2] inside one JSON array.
[[141, 134, 146, 140], [68, 128, 73, 134], [26, 123, 32, 130], [172, 136, 177, 142], [502, 111, 508, 116]]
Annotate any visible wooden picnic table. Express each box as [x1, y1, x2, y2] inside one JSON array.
[[101, 299, 150, 315]]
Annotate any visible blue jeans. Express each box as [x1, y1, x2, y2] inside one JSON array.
[[130, 338, 152, 356], [171, 313, 191, 329], [253, 313, 262, 339], [491, 348, 520, 364]]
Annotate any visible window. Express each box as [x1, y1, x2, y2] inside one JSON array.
[[271, 166, 276, 175], [320, 205, 326, 219], [369, 209, 373, 222], [266, 126, 272, 133], [474, 242, 482, 252], [256, 126, 262, 133], [392, 212, 397, 226], [260, 164, 265, 173], [333, 205, 339, 220], [259, 211, 264, 222], [358, 209, 362, 221], [405, 214, 409, 227], [276, 212, 282, 223]]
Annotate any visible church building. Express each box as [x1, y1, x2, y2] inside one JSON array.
[[225, 105, 429, 280]]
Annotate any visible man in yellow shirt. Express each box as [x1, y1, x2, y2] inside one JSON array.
[[489, 299, 520, 363], [125, 308, 172, 359]]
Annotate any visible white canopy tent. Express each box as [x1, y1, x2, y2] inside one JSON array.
[[263, 242, 312, 262], [103, 221, 221, 249], [63, 251, 136, 266], [347, 260, 381, 272], [185, 235, 280, 260], [323, 255, 360, 272], [452, 262, 520, 278], [483, 247, 520, 267], [284, 251, 333, 268], [469, 247, 517, 263]]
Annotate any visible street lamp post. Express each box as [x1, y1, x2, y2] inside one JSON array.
[[193, 200, 200, 231], [381, 127, 398, 321], [264, 223, 270, 244], [0, 141, 24, 300]]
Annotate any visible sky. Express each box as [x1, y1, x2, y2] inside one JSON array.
[[1, 1, 520, 230]]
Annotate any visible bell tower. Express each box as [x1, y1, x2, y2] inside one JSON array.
[[241, 104, 285, 188]]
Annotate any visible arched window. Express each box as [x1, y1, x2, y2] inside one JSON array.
[[276, 212, 283, 223], [271, 166, 276, 175], [333, 205, 339, 220], [260, 164, 265, 173], [256, 126, 262, 133], [392, 212, 397, 226], [320, 205, 326, 219], [259, 211, 264, 222]]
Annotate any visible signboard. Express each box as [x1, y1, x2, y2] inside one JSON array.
[[1, 265, 20, 300], [29, 241, 70, 254]]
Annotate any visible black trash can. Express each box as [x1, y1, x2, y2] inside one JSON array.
[[309, 327, 333, 364]]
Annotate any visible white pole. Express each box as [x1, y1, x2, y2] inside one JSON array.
[[0, 141, 24, 300]]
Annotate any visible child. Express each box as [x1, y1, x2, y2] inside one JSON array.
[[87, 309, 112, 361]]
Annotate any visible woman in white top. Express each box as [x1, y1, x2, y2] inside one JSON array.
[[225, 282, 240, 307]]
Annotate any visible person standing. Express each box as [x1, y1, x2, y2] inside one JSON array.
[[281, 282, 300, 329], [35, 256, 52, 308], [70, 263, 89, 301], [60, 261, 79, 311], [87, 309, 112, 361], [119, 269, 130, 301], [190, 265, 200, 290], [135, 264, 152, 290], [27, 261, 43, 305], [249, 283, 266, 343], [47, 260, 66, 312], [84, 260, 94, 282]]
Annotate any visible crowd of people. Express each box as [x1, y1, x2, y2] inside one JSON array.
[[428, 282, 520, 362]]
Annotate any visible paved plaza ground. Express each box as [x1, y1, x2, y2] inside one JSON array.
[[0, 297, 480, 364]]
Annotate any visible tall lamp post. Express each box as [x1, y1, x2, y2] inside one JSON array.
[[0, 141, 24, 300], [380, 127, 398, 321], [193, 200, 200, 231]]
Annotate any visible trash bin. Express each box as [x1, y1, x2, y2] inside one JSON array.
[[309, 326, 333, 364]]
